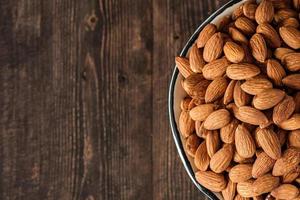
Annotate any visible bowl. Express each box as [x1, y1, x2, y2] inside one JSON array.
[[168, 0, 247, 199]]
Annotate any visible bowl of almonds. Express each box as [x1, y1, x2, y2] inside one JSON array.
[[168, 0, 300, 199]]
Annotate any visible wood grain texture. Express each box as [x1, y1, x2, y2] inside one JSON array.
[[0, 0, 228, 199]]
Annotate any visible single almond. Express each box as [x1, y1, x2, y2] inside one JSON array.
[[205, 77, 228, 103], [235, 106, 269, 126], [203, 32, 224, 62], [237, 180, 257, 198], [253, 89, 285, 110], [275, 8, 298, 23], [182, 74, 210, 100], [255, 0, 274, 24], [250, 33, 267, 63], [256, 23, 281, 48], [252, 152, 276, 178], [189, 104, 215, 121], [194, 141, 210, 171], [279, 26, 300, 49], [281, 17, 300, 28], [175, 57, 193, 78], [224, 80, 237, 105], [282, 52, 300, 72], [204, 109, 231, 130], [234, 81, 251, 107], [283, 166, 300, 183], [222, 179, 237, 200], [243, 2, 257, 20], [274, 47, 295, 62], [185, 134, 201, 157], [220, 118, 239, 144], [256, 127, 281, 159], [202, 57, 230, 80], [229, 164, 253, 183], [241, 77, 273, 95], [179, 111, 195, 138], [235, 17, 256, 36], [283, 74, 300, 90], [206, 130, 221, 157], [229, 27, 248, 44], [195, 171, 227, 192], [224, 42, 245, 63], [189, 45, 205, 73], [232, 4, 244, 20], [210, 144, 234, 173], [280, 113, 300, 130], [271, 184, 299, 200], [273, 147, 300, 176], [252, 174, 280, 195], [273, 95, 295, 125], [235, 124, 256, 158], [197, 23, 217, 48], [288, 130, 300, 148], [226, 63, 260, 80], [266, 59, 286, 86]]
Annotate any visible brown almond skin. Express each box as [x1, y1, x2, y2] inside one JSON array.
[[275, 8, 298, 23], [229, 27, 248, 44], [235, 17, 256, 36], [274, 47, 295, 61], [255, 0, 274, 24], [210, 144, 234, 173], [235, 125, 256, 158], [206, 130, 221, 157], [279, 26, 300, 49], [241, 77, 273, 95], [195, 121, 210, 138], [204, 109, 231, 130], [189, 45, 205, 73], [185, 134, 201, 157], [234, 194, 250, 200], [226, 63, 260, 80], [222, 179, 237, 200], [273, 147, 300, 176], [229, 164, 253, 183], [195, 171, 227, 192], [282, 166, 300, 183], [180, 97, 192, 111], [252, 152, 276, 178], [256, 23, 281, 48], [273, 95, 295, 125], [205, 77, 228, 103], [175, 57, 193, 78], [252, 174, 280, 195], [202, 57, 230, 80], [197, 23, 217, 48], [234, 81, 251, 107], [224, 80, 237, 105], [203, 32, 224, 62], [281, 17, 300, 28], [237, 179, 257, 198], [182, 74, 210, 100], [243, 2, 257, 20], [271, 184, 299, 200], [235, 106, 269, 126], [256, 127, 281, 159], [224, 42, 245, 63], [220, 118, 239, 144], [250, 33, 267, 63], [288, 130, 300, 148], [283, 74, 300, 90], [253, 89, 285, 110], [282, 52, 300, 72], [194, 141, 210, 171], [189, 104, 215, 121], [294, 92, 300, 112], [266, 59, 286, 86], [280, 113, 300, 130], [179, 111, 195, 138]]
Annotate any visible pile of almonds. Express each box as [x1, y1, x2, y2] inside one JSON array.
[[175, 0, 300, 199]]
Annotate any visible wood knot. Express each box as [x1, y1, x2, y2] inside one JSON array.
[[84, 11, 98, 31]]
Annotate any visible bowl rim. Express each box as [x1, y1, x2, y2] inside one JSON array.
[[168, 0, 243, 199]]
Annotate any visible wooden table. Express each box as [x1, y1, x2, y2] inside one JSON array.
[[0, 0, 227, 199]]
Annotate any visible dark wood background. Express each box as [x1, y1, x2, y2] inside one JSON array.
[[0, 0, 227, 199]]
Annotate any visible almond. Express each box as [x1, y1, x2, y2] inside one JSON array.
[[253, 89, 285, 110], [195, 171, 227, 192], [205, 77, 228, 103], [252, 152, 276, 178], [275, 8, 298, 23], [279, 26, 300, 49], [283, 74, 300, 90], [186, 134, 201, 157], [229, 164, 253, 183], [273, 147, 300, 176], [271, 0, 290, 9], [234, 81, 251, 107], [255, 0, 274, 24], [189, 104, 215, 121], [278, 129, 287, 146], [271, 184, 299, 200], [203, 32, 224, 62], [281, 17, 300, 28], [232, 4, 244, 20], [195, 121, 210, 138], [256, 23, 281, 48], [202, 57, 230, 80], [280, 113, 300, 130], [182, 74, 210, 100], [294, 0, 300, 10], [180, 97, 192, 111], [243, 2, 257, 20], [204, 109, 231, 130], [220, 118, 239, 144], [256, 127, 281, 159], [222, 179, 237, 200], [288, 130, 300, 148], [266, 59, 286, 86], [179, 111, 195, 138], [236, 106, 269, 126], [175, 57, 193, 78], [194, 141, 210, 171], [226, 63, 260, 80], [294, 92, 300, 112], [235, 124, 256, 158], [241, 43, 254, 63], [252, 174, 280, 195], [229, 27, 248, 44], [224, 42, 245, 63], [235, 17, 256, 36], [189, 45, 205, 73], [197, 23, 217, 48], [273, 95, 295, 125], [274, 47, 295, 62], [250, 33, 267, 63], [241, 77, 273, 95], [224, 80, 237, 105], [282, 52, 300, 72], [210, 144, 234, 173], [237, 180, 257, 198], [234, 194, 250, 200], [283, 167, 300, 183], [233, 151, 255, 164], [206, 130, 221, 157]]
